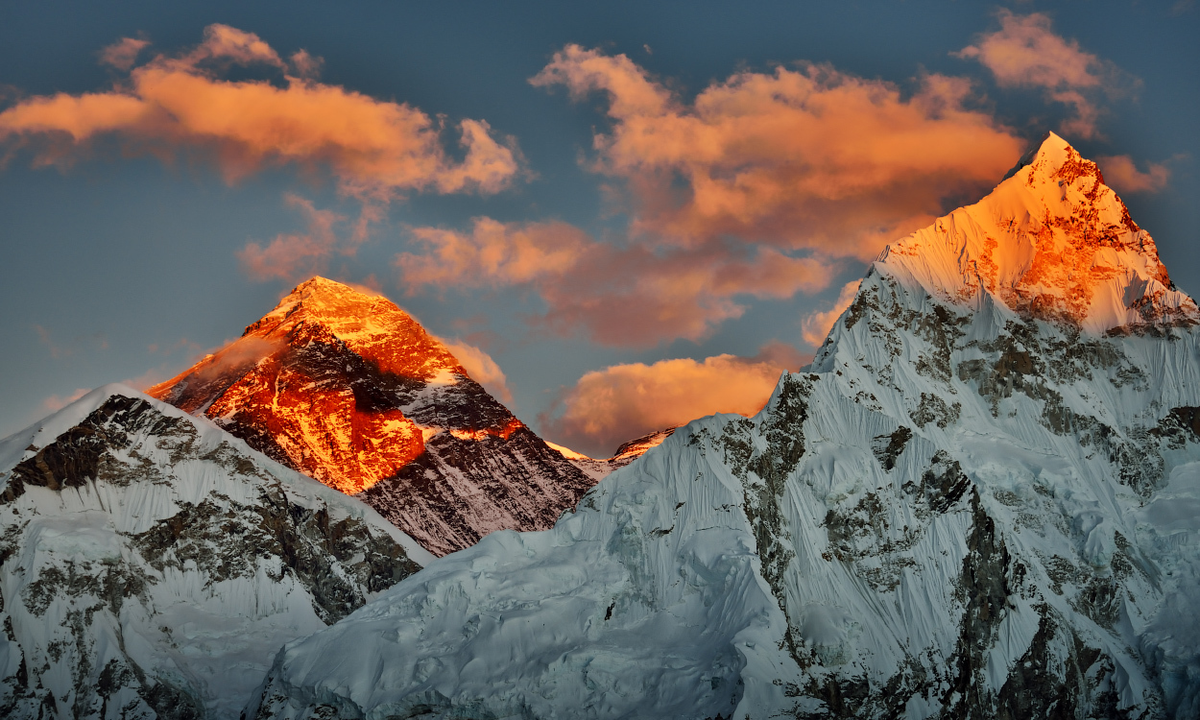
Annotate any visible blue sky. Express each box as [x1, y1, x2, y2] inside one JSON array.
[[1, 1, 1197, 456]]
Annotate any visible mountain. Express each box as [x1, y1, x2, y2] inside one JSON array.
[[0, 385, 429, 719], [548, 428, 677, 482], [149, 278, 595, 557], [247, 133, 1200, 719]]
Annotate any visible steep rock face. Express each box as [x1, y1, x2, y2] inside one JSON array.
[[247, 135, 1200, 719], [0, 385, 428, 719], [150, 278, 594, 556]]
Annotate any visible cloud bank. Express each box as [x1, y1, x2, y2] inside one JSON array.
[[542, 354, 785, 456]]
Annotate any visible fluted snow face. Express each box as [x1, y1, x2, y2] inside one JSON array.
[[880, 132, 1197, 335], [248, 139, 1200, 719], [0, 386, 427, 719]]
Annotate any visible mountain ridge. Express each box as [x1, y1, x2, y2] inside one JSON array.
[[0, 384, 429, 718], [247, 134, 1200, 719]]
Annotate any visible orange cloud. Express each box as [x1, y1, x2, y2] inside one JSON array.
[[397, 217, 835, 346], [398, 217, 590, 287], [42, 388, 90, 413], [438, 337, 513, 403], [531, 45, 1023, 260], [1097, 155, 1170, 194], [801, 279, 861, 346], [955, 11, 1131, 139], [0, 24, 520, 199], [99, 37, 150, 71], [238, 194, 345, 281], [541, 354, 785, 456]]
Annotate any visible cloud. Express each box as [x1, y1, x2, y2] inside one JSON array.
[[750, 340, 814, 372], [531, 45, 1023, 261], [397, 217, 834, 346], [399, 217, 590, 287], [99, 37, 150, 71], [42, 388, 90, 413], [955, 11, 1131, 139], [238, 193, 347, 281], [801, 279, 861, 346], [437, 337, 513, 403], [0, 24, 520, 200], [541, 354, 785, 457], [1097, 155, 1170, 194]]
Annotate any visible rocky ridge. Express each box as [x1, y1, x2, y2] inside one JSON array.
[[247, 135, 1200, 719], [150, 278, 595, 557], [0, 385, 428, 719], [548, 428, 677, 482]]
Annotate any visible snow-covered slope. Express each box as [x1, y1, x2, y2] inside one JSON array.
[[248, 134, 1200, 719], [150, 278, 595, 556], [548, 428, 677, 482], [0, 385, 428, 719]]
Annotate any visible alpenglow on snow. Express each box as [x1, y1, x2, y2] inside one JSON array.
[[247, 134, 1200, 719], [149, 277, 597, 557]]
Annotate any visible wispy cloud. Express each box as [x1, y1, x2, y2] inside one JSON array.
[[955, 11, 1134, 139], [437, 336, 513, 403], [41, 388, 90, 413], [801, 280, 861, 347], [98, 37, 150, 71], [1097, 155, 1171, 194], [541, 353, 785, 456], [238, 193, 349, 281]]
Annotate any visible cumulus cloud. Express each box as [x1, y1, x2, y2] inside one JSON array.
[[398, 217, 833, 346], [955, 11, 1132, 139], [1097, 155, 1171, 194], [541, 354, 785, 457], [801, 279, 861, 346], [438, 337, 513, 403], [531, 45, 1023, 261], [0, 24, 520, 199]]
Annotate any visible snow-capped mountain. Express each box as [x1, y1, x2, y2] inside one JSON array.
[[247, 133, 1200, 719], [548, 428, 677, 482], [0, 385, 429, 719], [149, 278, 595, 557]]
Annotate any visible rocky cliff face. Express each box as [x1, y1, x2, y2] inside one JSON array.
[[0, 385, 428, 719], [247, 135, 1200, 719], [150, 278, 595, 556]]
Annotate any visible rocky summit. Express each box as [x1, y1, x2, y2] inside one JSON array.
[[247, 134, 1200, 719], [149, 278, 595, 557]]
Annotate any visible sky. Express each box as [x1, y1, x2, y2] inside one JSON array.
[[1, 1, 1197, 457]]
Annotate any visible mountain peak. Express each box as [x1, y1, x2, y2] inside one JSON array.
[[242, 277, 463, 380], [149, 278, 596, 555], [877, 134, 1197, 334]]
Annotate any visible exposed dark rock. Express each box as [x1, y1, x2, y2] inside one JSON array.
[[871, 426, 912, 471]]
